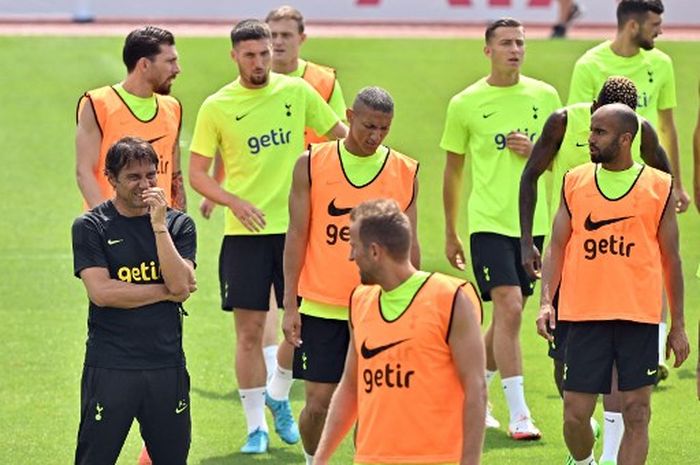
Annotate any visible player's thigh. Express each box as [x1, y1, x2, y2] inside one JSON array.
[[138, 366, 191, 465], [75, 367, 141, 465], [469, 232, 521, 302], [293, 314, 350, 384], [563, 321, 615, 394], [219, 235, 282, 311], [614, 321, 658, 391]]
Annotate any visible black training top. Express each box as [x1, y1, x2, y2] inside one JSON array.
[[72, 200, 197, 369]]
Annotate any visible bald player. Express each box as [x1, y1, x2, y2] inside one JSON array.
[[541, 103, 689, 465]]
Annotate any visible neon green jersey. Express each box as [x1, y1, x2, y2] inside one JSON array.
[[289, 59, 347, 121], [113, 83, 157, 121], [190, 72, 339, 235], [299, 142, 391, 321], [551, 103, 642, 217], [440, 75, 561, 237], [379, 271, 430, 321], [596, 162, 644, 199], [567, 41, 676, 129]]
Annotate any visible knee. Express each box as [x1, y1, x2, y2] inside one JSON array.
[[563, 408, 589, 431], [237, 328, 263, 352], [304, 391, 332, 421], [622, 402, 650, 430]]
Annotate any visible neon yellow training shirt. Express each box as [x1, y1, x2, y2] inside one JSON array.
[[567, 40, 676, 129], [190, 72, 339, 235], [596, 162, 644, 199], [289, 58, 347, 121], [379, 271, 431, 321], [299, 141, 390, 321], [440, 75, 561, 237], [113, 83, 157, 121]]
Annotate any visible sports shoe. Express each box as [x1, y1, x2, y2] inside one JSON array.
[[485, 402, 500, 429], [240, 428, 269, 454], [265, 393, 300, 444], [137, 445, 152, 465], [508, 416, 541, 440]]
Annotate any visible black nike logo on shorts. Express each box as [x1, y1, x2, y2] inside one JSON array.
[[584, 213, 633, 231], [360, 338, 410, 359], [146, 134, 167, 144], [327, 198, 353, 217]]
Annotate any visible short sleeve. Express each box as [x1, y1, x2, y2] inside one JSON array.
[[168, 212, 197, 265], [567, 61, 595, 105], [189, 100, 219, 158], [657, 59, 677, 111], [72, 216, 108, 278], [328, 79, 348, 122], [439, 96, 469, 155], [304, 80, 340, 137]]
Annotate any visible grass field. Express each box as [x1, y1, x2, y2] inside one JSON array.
[[0, 34, 698, 464]]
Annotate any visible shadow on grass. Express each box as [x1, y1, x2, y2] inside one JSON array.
[[676, 368, 695, 380], [484, 429, 547, 451], [192, 382, 307, 403], [200, 447, 301, 464]]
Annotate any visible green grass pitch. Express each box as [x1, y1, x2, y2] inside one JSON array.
[[0, 35, 697, 464]]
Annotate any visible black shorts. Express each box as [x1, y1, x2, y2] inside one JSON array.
[[563, 320, 659, 394], [548, 287, 570, 362], [293, 314, 350, 383], [219, 234, 284, 311], [470, 232, 544, 302], [75, 365, 190, 465]]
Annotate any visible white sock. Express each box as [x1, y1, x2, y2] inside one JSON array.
[[485, 369, 497, 387], [267, 365, 294, 401], [573, 453, 596, 465], [239, 387, 268, 434], [304, 449, 314, 465], [502, 375, 530, 422], [658, 322, 667, 365], [600, 411, 624, 463], [263, 345, 278, 384]]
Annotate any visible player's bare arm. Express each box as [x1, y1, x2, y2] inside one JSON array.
[[639, 118, 672, 174], [449, 289, 486, 465], [443, 151, 466, 270], [406, 177, 421, 269], [79, 267, 186, 309], [537, 193, 572, 341], [198, 152, 225, 219], [658, 108, 691, 212], [75, 98, 106, 208], [189, 152, 266, 232], [519, 109, 567, 279], [282, 152, 311, 347], [657, 192, 690, 367], [314, 327, 359, 464], [171, 129, 187, 212], [326, 121, 349, 140], [142, 186, 196, 297]]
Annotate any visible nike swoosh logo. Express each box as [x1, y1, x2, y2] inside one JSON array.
[[146, 134, 167, 144], [646, 369, 657, 376], [175, 401, 188, 414], [605, 418, 615, 423], [235, 113, 249, 121], [107, 239, 123, 245], [360, 338, 410, 359], [575, 142, 588, 147], [482, 112, 496, 119], [583, 213, 633, 231], [327, 198, 353, 217]]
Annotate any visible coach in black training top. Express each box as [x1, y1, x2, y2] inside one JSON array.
[[71, 136, 197, 465]]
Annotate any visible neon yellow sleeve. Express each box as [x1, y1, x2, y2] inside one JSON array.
[[657, 59, 677, 110], [567, 61, 596, 105], [303, 80, 340, 137], [328, 79, 347, 122], [189, 100, 219, 158], [439, 96, 469, 156]]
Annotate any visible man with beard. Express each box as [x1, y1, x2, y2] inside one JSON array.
[[189, 19, 346, 454], [313, 199, 486, 465], [568, 0, 689, 213], [76, 26, 186, 212], [540, 104, 689, 465]]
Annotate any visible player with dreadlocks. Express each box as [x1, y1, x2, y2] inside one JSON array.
[[519, 75, 672, 465]]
